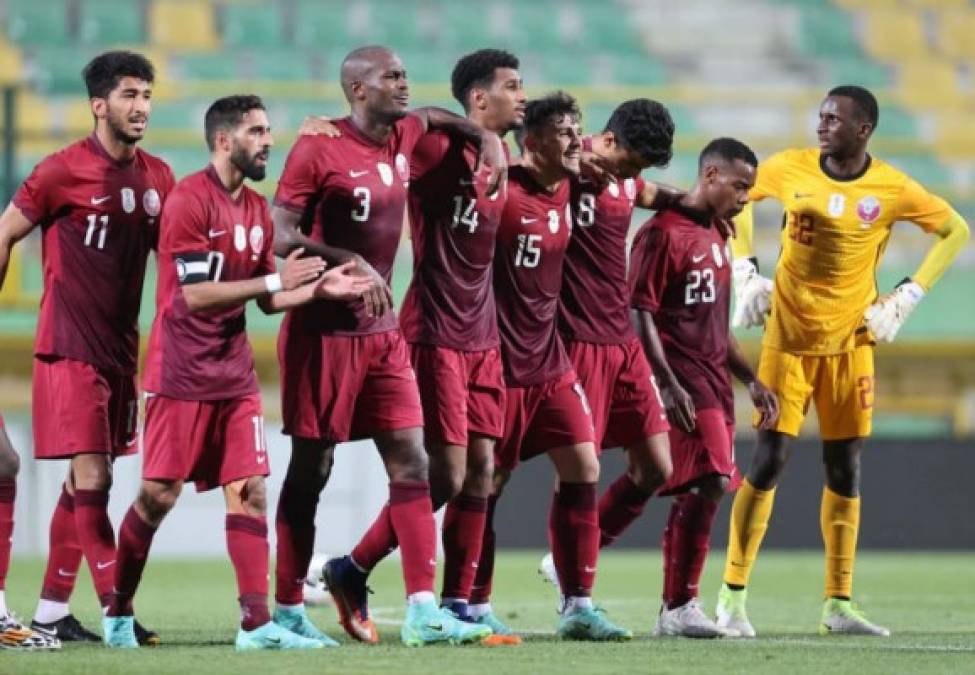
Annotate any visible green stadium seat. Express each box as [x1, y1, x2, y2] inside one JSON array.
[[29, 47, 97, 95], [246, 49, 317, 81], [371, 0, 435, 50], [294, 0, 353, 49], [78, 0, 144, 45], [148, 102, 206, 131], [221, 3, 286, 48], [575, 4, 645, 55], [872, 105, 918, 140], [886, 155, 953, 190], [606, 56, 667, 86], [797, 7, 862, 59], [179, 53, 241, 81], [826, 58, 892, 89], [5, 0, 70, 45]]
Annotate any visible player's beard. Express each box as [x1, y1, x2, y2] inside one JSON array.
[[106, 108, 144, 146], [231, 144, 267, 181]]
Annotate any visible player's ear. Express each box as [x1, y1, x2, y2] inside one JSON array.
[[90, 97, 107, 121], [602, 131, 616, 150]]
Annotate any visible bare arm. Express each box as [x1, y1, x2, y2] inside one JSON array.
[[0, 203, 36, 291], [256, 260, 376, 314], [727, 331, 779, 429], [635, 181, 684, 211], [631, 307, 696, 432], [414, 107, 507, 195], [271, 205, 393, 317], [182, 249, 324, 313]]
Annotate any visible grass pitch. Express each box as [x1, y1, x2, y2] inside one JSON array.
[[2, 551, 973, 674]]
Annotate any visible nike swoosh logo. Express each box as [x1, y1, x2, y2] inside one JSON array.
[[96, 560, 116, 570], [208, 229, 226, 238], [428, 559, 437, 566], [57, 568, 77, 577], [91, 196, 111, 205], [520, 217, 537, 224], [256, 456, 266, 464], [584, 566, 597, 573], [267, 637, 281, 644], [349, 169, 368, 178], [793, 192, 814, 199], [691, 254, 707, 263]]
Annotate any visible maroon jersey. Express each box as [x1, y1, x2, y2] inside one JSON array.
[[494, 166, 574, 387], [560, 137, 645, 344], [273, 114, 425, 336], [400, 131, 508, 351], [143, 166, 275, 400], [13, 134, 174, 374], [629, 207, 734, 421]]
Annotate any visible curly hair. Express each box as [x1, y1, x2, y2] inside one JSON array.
[[828, 84, 879, 130], [523, 90, 580, 133], [604, 99, 674, 168], [83, 51, 155, 99], [451, 49, 520, 111], [698, 137, 758, 172]]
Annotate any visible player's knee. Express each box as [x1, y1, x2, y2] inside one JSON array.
[[240, 477, 267, 515], [628, 450, 672, 492], [696, 474, 729, 501], [138, 484, 180, 522], [467, 449, 494, 489]]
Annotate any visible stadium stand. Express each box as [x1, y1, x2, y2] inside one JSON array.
[[0, 0, 972, 436]]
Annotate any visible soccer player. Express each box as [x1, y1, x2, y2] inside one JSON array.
[[329, 49, 524, 643], [102, 95, 372, 650], [718, 85, 970, 637], [474, 91, 632, 641], [629, 138, 778, 637], [270, 45, 505, 646], [0, 414, 59, 649], [538, 99, 677, 597], [0, 51, 172, 644]]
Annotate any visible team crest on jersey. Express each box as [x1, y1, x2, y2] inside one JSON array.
[[377, 162, 393, 186], [249, 225, 264, 257], [121, 188, 136, 214], [395, 153, 409, 182], [856, 195, 881, 224], [607, 181, 619, 198], [624, 178, 637, 200], [143, 188, 161, 217], [712, 242, 724, 267], [175, 258, 187, 282], [827, 193, 846, 217], [234, 224, 247, 252]]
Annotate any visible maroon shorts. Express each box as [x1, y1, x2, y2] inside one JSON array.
[[280, 329, 424, 442], [32, 356, 138, 460], [410, 344, 506, 446], [657, 408, 740, 496], [142, 393, 268, 492], [495, 369, 595, 472], [567, 338, 670, 451]]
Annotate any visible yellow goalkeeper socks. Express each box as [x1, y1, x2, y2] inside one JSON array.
[[723, 479, 777, 587], [821, 486, 860, 599]]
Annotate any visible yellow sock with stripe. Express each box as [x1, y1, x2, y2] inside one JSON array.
[[820, 486, 860, 599], [722, 479, 776, 587]]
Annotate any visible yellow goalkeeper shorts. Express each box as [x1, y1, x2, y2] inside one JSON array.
[[754, 344, 874, 440]]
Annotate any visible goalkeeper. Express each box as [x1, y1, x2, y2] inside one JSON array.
[[713, 86, 969, 638]]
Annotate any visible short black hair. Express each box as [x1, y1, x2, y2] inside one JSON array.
[[204, 95, 266, 151], [698, 137, 758, 173], [451, 49, 520, 112], [828, 84, 879, 129], [523, 90, 580, 134], [82, 50, 155, 99], [604, 98, 674, 168]]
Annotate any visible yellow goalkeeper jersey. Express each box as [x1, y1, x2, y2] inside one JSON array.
[[751, 148, 951, 355]]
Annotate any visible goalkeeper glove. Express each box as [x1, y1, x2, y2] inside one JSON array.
[[864, 278, 925, 343], [732, 257, 773, 328]]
